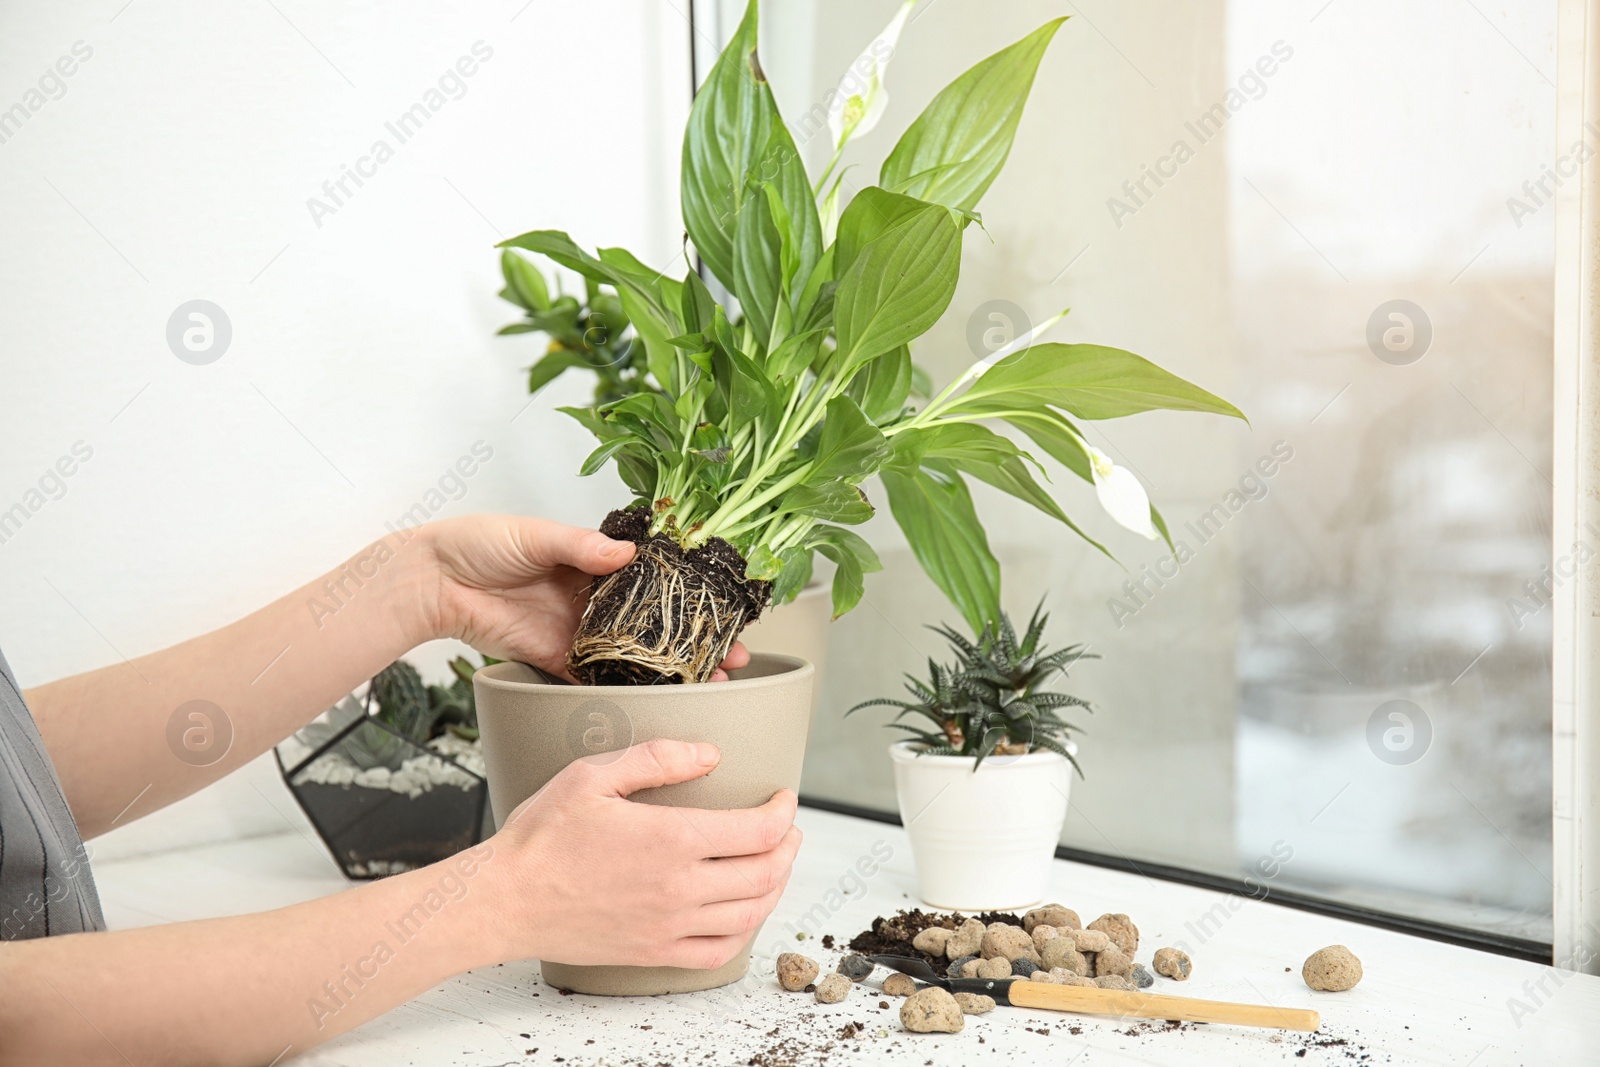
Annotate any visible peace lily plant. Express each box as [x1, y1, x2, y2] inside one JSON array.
[[497, 1, 1243, 686]]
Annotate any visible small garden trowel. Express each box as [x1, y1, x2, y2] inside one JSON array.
[[868, 955, 1320, 1032]]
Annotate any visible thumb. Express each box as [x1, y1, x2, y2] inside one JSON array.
[[540, 522, 636, 576], [584, 738, 720, 798]]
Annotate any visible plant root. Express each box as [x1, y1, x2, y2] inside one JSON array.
[[567, 508, 771, 685]]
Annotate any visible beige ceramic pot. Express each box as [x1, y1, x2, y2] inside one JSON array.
[[473, 653, 814, 996]]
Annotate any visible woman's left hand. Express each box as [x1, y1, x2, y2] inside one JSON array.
[[420, 515, 750, 682]]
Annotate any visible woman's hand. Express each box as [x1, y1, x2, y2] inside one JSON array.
[[480, 739, 802, 969], [419, 515, 750, 681]]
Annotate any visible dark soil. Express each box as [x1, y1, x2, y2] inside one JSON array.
[[846, 908, 1025, 977], [570, 507, 772, 686]]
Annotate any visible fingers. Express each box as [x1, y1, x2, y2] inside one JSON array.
[[578, 738, 719, 797], [668, 789, 798, 859], [685, 877, 790, 939], [531, 520, 636, 576], [658, 933, 754, 972], [692, 825, 802, 905]]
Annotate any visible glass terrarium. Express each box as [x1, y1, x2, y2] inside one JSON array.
[[276, 690, 491, 880]]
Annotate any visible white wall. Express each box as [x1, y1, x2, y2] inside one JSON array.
[[0, 0, 689, 860]]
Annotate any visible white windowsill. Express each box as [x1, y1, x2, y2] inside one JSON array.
[[93, 806, 1600, 1065]]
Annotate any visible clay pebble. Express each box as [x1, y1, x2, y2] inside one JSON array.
[[1053, 970, 1096, 987], [912, 926, 952, 955], [1023, 904, 1081, 932], [1302, 945, 1363, 992], [1031, 924, 1061, 953], [838, 954, 874, 981], [953, 992, 996, 1015], [1094, 975, 1135, 991], [946, 918, 985, 959], [946, 954, 978, 976], [1130, 963, 1155, 989], [1152, 947, 1191, 981], [1011, 957, 1039, 978], [777, 953, 819, 992], [1092, 944, 1133, 978], [882, 972, 918, 997], [981, 922, 1035, 962], [1040, 938, 1088, 974], [1071, 929, 1111, 954], [1088, 913, 1140, 957], [901, 986, 965, 1033], [976, 956, 1012, 980], [815, 973, 851, 1003]]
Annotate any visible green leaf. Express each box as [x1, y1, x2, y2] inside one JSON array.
[[846, 345, 913, 423], [805, 525, 883, 619], [745, 544, 784, 581], [879, 18, 1067, 211], [834, 205, 962, 371], [680, 270, 717, 334], [732, 186, 788, 350], [770, 546, 815, 606], [501, 250, 550, 311], [579, 437, 636, 477], [680, 0, 821, 301], [711, 335, 779, 422], [781, 481, 874, 524], [951, 343, 1247, 422], [1003, 409, 1092, 483], [807, 395, 890, 484], [892, 425, 1113, 559], [833, 188, 932, 277], [526, 350, 588, 395], [882, 463, 1000, 635]]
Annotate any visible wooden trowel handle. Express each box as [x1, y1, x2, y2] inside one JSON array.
[[1006, 981, 1320, 1032]]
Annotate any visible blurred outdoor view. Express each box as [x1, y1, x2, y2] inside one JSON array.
[[756, 0, 1555, 943]]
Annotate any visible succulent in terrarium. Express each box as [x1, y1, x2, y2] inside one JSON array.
[[850, 606, 1093, 772], [298, 655, 498, 771]]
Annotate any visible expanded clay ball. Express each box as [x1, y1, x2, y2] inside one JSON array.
[[953, 992, 996, 1015], [1023, 904, 1081, 933], [1040, 939, 1088, 975], [1130, 963, 1155, 989], [901, 986, 964, 1033], [1071, 929, 1110, 953], [1091, 945, 1133, 978], [777, 953, 819, 991], [981, 922, 1034, 961], [1152, 947, 1192, 981], [815, 973, 851, 1003], [946, 954, 979, 975], [1031, 924, 1061, 953], [1088, 913, 1140, 957], [946, 918, 985, 959], [838, 955, 875, 981], [883, 972, 917, 997], [1094, 975, 1135, 991], [912, 927, 952, 955], [976, 956, 1012, 980], [1303, 945, 1363, 992]]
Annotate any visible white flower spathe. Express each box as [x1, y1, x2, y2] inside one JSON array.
[[828, 0, 916, 150], [1088, 447, 1157, 539]]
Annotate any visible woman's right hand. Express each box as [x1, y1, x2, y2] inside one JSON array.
[[478, 739, 802, 970]]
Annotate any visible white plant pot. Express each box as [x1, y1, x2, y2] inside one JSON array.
[[889, 740, 1074, 911]]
